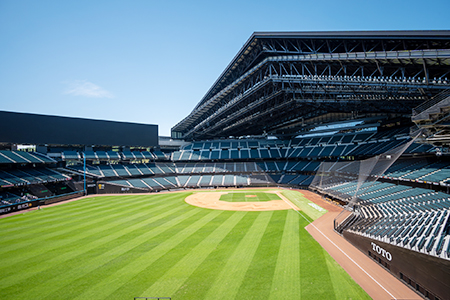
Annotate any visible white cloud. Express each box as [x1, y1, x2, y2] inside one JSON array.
[[64, 80, 114, 98]]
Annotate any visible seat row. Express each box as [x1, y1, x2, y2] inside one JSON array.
[[62, 150, 167, 161], [324, 180, 450, 259], [173, 140, 431, 161], [69, 161, 321, 178], [353, 207, 450, 259], [0, 168, 70, 187], [383, 159, 450, 185], [181, 127, 412, 151], [108, 173, 314, 191], [0, 150, 55, 164]]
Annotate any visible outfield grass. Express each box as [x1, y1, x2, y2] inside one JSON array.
[[0, 190, 370, 299], [282, 189, 328, 220]]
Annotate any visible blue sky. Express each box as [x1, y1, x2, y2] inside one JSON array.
[[1, 0, 449, 137]]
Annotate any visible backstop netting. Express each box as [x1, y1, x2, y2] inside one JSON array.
[[310, 133, 420, 231]]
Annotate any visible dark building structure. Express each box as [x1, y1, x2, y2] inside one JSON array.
[[0, 111, 158, 148]]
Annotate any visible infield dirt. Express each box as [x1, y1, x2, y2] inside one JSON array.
[[185, 191, 299, 211]]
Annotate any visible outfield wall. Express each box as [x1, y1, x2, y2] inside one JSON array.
[[41, 191, 84, 205], [0, 191, 85, 215], [0, 200, 39, 215], [96, 182, 150, 194], [343, 230, 450, 300]]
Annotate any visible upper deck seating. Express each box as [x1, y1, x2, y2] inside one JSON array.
[[124, 164, 143, 176], [62, 151, 80, 160], [235, 175, 249, 186], [404, 143, 434, 154], [106, 151, 121, 160], [211, 175, 224, 186], [121, 151, 135, 160], [70, 164, 103, 177], [111, 164, 130, 176], [153, 150, 167, 160], [98, 165, 117, 177], [95, 151, 109, 160], [259, 149, 270, 159], [83, 151, 97, 160], [0, 170, 35, 185], [132, 151, 145, 160], [401, 162, 450, 180], [186, 175, 201, 187], [199, 175, 213, 187], [134, 164, 153, 175], [177, 175, 190, 187], [0, 150, 54, 164], [220, 150, 230, 160], [0, 167, 68, 187]]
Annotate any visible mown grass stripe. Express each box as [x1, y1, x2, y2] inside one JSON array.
[[0, 194, 179, 263], [70, 209, 223, 300], [0, 193, 175, 240], [105, 211, 243, 299], [0, 193, 187, 232], [0, 194, 143, 231], [0, 200, 188, 289], [298, 217, 336, 299], [0, 196, 155, 246], [269, 210, 300, 299], [204, 211, 273, 300], [44, 205, 215, 300], [324, 250, 371, 299], [140, 211, 246, 297], [0, 194, 176, 250], [170, 211, 255, 300], [0, 206, 202, 299], [236, 210, 287, 299]]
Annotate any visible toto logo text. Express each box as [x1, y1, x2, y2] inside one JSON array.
[[371, 242, 392, 261]]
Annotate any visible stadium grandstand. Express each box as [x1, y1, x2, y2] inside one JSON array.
[[1, 30, 450, 299], [171, 31, 450, 141]]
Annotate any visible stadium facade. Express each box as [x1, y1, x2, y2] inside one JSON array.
[[1, 30, 450, 299], [172, 31, 450, 140]]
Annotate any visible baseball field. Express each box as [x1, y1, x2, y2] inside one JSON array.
[[0, 189, 370, 299]]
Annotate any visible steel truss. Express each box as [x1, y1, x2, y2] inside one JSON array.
[[172, 32, 450, 140]]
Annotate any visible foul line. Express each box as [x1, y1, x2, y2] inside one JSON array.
[[280, 195, 397, 300]]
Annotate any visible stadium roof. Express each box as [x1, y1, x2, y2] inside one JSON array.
[[172, 30, 450, 140]]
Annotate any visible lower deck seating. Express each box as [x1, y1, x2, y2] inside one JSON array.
[[0, 168, 69, 187], [109, 174, 256, 190], [324, 180, 450, 259]]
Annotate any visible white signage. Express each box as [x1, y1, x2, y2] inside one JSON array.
[[371, 241, 392, 261]]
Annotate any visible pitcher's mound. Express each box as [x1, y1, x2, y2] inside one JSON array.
[[185, 192, 299, 211]]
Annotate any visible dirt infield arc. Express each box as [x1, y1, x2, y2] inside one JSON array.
[[185, 191, 299, 211]]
